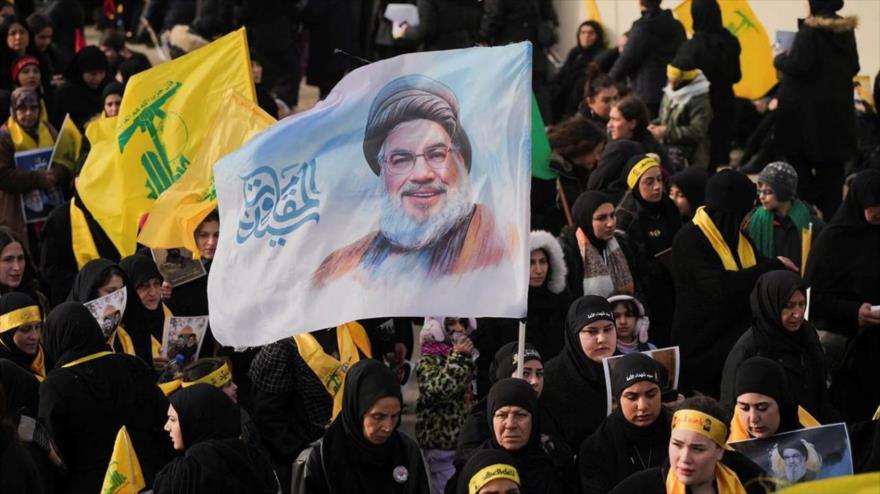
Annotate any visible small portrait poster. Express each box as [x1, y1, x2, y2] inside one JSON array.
[[151, 247, 206, 287], [14, 148, 65, 224], [729, 423, 853, 487], [83, 287, 128, 339], [603, 346, 680, 415], [161, 315, 209, 367]]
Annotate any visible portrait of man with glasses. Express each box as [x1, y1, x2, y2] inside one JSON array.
[[312, 74, 509, 288]]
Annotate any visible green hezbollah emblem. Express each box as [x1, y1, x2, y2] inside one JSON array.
[[726, 10, 758, 36], [118, 81, 192, 199]]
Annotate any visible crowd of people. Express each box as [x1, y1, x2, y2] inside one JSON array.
[[0, 0, 878, 493]]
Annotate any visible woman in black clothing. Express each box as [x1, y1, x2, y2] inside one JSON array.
[[302, 358, 430, 493], [546, 116, 607, 228], [120, 253, 167, 367], [552, 21, 606, 122], [684, 0, 741, 170], [578, 63, 620, 126], [153, 383, 278, 494], [579, 352, 671, 494], [609, 396, 767, 494], [474, 378, 568, 494], [607, 95, 671, 172], [720, 270, 836, 423], [586, 139, 645, 204], [668, 167, 708, 221], [38, 302, 171, 494], [670, 170, 793, 396], [615, 154, 682, 347], [50, 45, 107, 129], [541, 295, 617, 452], [806, 168, 880, 421], [0, 15, 48, 91], [0, 292, 47, 378], [68, 258, 144, 359]]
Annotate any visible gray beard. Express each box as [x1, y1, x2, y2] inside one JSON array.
[[379, 168, 474, 250]]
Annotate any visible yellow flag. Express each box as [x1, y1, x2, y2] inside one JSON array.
[[50, 113, 83, 170], [138, 90, 275, 255], [85, 115, 117, 144], [78, 28, 255, 256], [778, 473, 880, 494], [586, 0, 602, 23], [101, 426, 145, 494], [675, 0, 777, 100]]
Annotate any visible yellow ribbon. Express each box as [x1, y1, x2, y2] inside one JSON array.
[[70, 198, 102, 270], [7, 115, 54, 150], [61, 350, 114, 368], [159, 379, 183, 397], [181, 362, 232, 389], [0, 339, 45, 380], [108, 326, 137, 356], [693, 207, 756, 271], [672, 409, 728, 447], [294, 322, 372, 420], [469, 463, 520, 494], [0, 306, 41, 333], [626, 156, 661, 190], [667, 65, 699, 82]]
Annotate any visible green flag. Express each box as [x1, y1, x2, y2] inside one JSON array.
[[531, 95, 555, 179]]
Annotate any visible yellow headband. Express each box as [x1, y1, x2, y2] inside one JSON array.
[[626, 156, 661, 189], [181, 362, 232, 389], [0, 306, 41, 333], [469, 464, 520, 494], [667, 65, 699, 82], [672, 409, 728, 447]]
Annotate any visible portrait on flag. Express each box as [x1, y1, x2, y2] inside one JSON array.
[[210, 43, 532, 347]]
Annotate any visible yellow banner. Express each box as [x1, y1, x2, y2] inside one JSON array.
[[675, 0, 777, 100], [101, 426, 145, 494], [78, 28, 255, 256], [138, 90, 274, 255], [52, 113, 83, 170]]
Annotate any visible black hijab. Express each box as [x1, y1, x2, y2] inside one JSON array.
[[587, 139, 645, 195], [670, 167, 709, 215], [67, 258, 123, 303], [490, 341, 542, 383], [734, 356, 801, 435], [750, 270, 810, 355], [456, 449, 520, 494], [572, 191, 615, 250], [486, 378, 558, 494], [0, 358, 39, 421], [322, 359, 421, 493], [809, 0, 844, 17], [169, 383, 241, 449], [704, 169, 756, 250], [43, 302, 110, 369], [152, 438, 278, 494], [120, 254, 165, 342], [64, 45, 108, 89], [563, 295, 615, 383], [829, 168, 880, 231], [0, 292, 42, 372], [692, 0, 724, 32]]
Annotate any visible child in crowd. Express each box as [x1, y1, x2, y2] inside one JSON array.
[[608, 294, 656, 354]]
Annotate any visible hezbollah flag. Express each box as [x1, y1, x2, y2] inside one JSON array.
[[78, 28, 255, 256], [138, 90, 276, 256], [675, 0, 777, 100], [531, 95, 554, 179], [101, 426, 145, 494], [50, 114, 83, 170]]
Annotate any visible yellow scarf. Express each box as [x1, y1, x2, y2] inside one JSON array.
[[665, 463, 747, 494], [7, 115, 53, 151], [70, 198, 102, 270], [61, 350, 114, 368], [0, 305, 46, 380], [0, 339, 45, 381], [693, 207, 756, 271], [294, 322, 372, 420], [728, 406, 821, 443], [150, 305, 173, 361], [109, 326, 136, 356]]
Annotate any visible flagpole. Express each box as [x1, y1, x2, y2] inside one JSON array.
[[515, 321, 526, 378]]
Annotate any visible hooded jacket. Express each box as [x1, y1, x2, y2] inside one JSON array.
[[609, 6, 686, 109], [774, 7, 859, 164]]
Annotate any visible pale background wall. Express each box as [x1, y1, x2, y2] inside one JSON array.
[[552, 0, 880, 94]]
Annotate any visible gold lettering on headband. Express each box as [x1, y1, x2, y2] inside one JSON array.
[[626, 157, 660, 190], [0, 306, 41, 333], [181, 363, 232, 389], [672, 409, 728, 447], [469, 464, 520, 494]]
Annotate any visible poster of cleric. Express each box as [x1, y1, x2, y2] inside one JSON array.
[[209, 44, 531, 346]]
